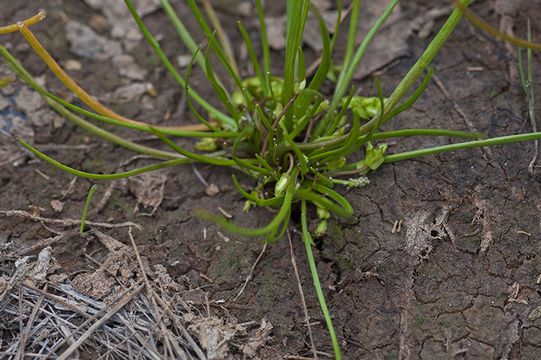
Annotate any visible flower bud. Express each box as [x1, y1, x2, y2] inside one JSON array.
[[243, 200, 253, 212], [317, 206, 330, 220], [315, 220, 328, 236], [274, 173, 289, 196], [195, 137, 217, 152]]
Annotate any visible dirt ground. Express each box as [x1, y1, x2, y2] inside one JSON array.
[[1, 0, 541, 359]]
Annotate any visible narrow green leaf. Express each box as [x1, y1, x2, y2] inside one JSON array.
[[149, 127, 237, 167], [123, 0, 233, 125], [204, 35, 241, 120], [297, 46, 306, 83], [238, 21, 266, 95], [232, 135, 271, 176], [329, 0, 342, 51], [185, 48, 221, 131], [359, 0, 471, 135], [385, 66, 434, 121], [294, 3, 331, 119], [255, 0, 271, 96], [18, 139, 192, 180], [196, 168, 299, 237], [336, 0, 360, 89], [384, 132, 541, 163], [232, 175, 284, 207], [329, 0, 399, 119], [362, 77, 386, 145], [297, 184, 353, 219], [300, 200, 342, 359], [186, 0, 243, 86], [282, 0, 310, 128], [311, 111, 360, 162], [160, 0, 205, 71], [80, 185, 97, 232], [319, 86, 355, 138]]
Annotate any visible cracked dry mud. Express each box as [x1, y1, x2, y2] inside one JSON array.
[[1, 0, 541, 359]]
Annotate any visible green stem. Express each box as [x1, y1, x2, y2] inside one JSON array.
[[123, 0, 235, 127], [277, 128, 483, 156], [150, 127, 237, 167], [197, 168, 300, 237], [160, 0, 206, 71], [297, 188, 353, 219], [200, 0, 240, 78], [80, 184, 96, 232], [255, 0, 271, 96], [238, 21, 266, 94], [384, 132, 541, 163], [232, 175, 284, 207], [0, 44, 182, 159], [18, 139, 194, 180], [370, 128, 484, 140], [360, 0, 470, 135], [282, 0, 310, 129], [51, 100, 182, 159], [301, 200, 341, 359], [8, 76, 235, 138], [337, 0, 360, 80], [328, 0, 399, 120]]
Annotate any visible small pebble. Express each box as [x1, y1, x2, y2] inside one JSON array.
[[50, 200, 64, 213], [205, 184, 220, 197], [65, 59, 82, 71]]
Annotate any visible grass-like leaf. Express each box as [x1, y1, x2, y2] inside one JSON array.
[[18, 139, 193, 180], [124, 0, 234, 125]]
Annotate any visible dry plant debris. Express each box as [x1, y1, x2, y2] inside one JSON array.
[[0, 209, 142, 231], [0, 229, 272, 359], [128, 171, 167, 215]]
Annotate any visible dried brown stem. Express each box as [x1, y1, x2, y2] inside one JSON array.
[[0, 209, 142, 230], [288, 229, 318, 359]]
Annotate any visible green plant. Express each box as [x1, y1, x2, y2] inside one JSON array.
[[79, 184, 97, 233], [2, 1, 541, 358]]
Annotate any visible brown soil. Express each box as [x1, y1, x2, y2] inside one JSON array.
[[1, 0, 541, 359]]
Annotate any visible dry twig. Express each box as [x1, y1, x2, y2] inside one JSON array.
[[288, 229, 318, 359], [0, 209, 142, 230], [232, 244, 267, 302]]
